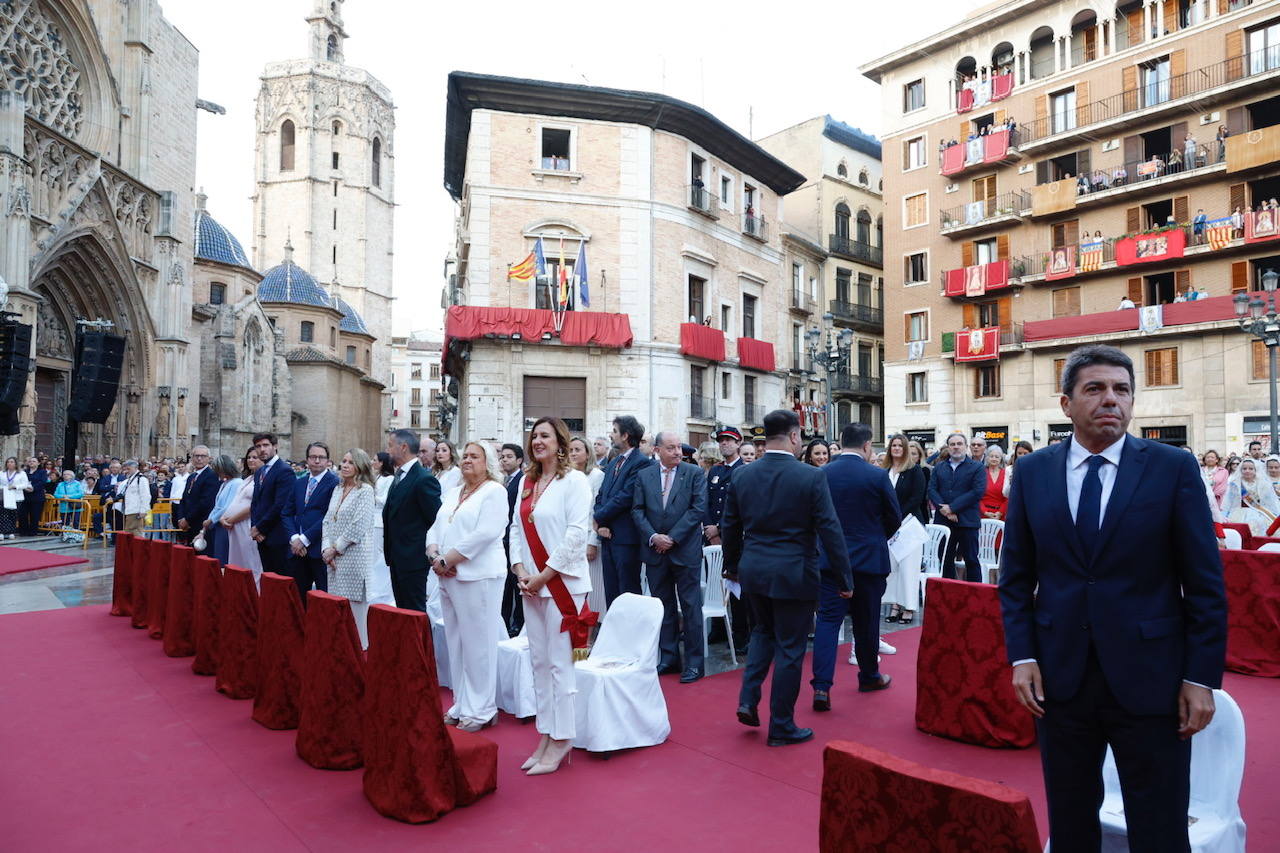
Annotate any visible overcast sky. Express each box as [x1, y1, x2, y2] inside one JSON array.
[[164, 0, 966, 335]]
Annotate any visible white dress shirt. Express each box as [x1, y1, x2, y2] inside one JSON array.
[[1065, 434, 1126, 527], [169, 472, 188, 502]]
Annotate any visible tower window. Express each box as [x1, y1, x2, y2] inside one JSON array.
[[209, 282, 226, 305], [346, 345, 356, 364], [332, 245, 337, 264], [332, 151, 340, 169], [280, 120, 295, 171], [371, 138, 382, 187], [332, 121, 341, 135], [300, 321, 314, 343], [541, 128, 572, 171], [332, 209, 337, 229], [332, 181, 339, 197], [327, 34, 338, 61]]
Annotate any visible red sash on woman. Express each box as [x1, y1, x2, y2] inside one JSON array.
[[520, 487, 598, 654]]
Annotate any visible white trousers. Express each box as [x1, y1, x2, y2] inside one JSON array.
[[350, 600, 369, 650], [440, 575, 503, 726], [524, 592, 585, 741]]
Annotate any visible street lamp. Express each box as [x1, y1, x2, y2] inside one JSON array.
[[805, 312, 854, 441], [1234, 268, 1280, 453]]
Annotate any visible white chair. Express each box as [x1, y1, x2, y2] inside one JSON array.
[[587, 551, 607, 618], [572, 593, 670, 752], [979, 518, 1005, 584], [700, 545, 737, 666], [920, 523, 951, 602], [495, 623, 538, 718], [430, 614, 451, 688], [1258, 542, 1280, 553], [1098, 689, 1246, 852], [1222, 528, 1243, 550]]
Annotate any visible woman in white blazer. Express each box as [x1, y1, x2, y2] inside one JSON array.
[[508, 416, 592, 776], [322, 449, 378, 647], [1, 457, 30, 539], [427, 441, 509, 733]]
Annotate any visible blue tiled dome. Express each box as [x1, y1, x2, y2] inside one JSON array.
[[258, 247, 332, 308], [194, 201, 253, 271], [334, 296, 370, 335]]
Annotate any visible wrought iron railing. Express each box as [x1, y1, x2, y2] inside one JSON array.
[[830, 299, 884, 327], [940, 190, 1031, 230], [790, 290, 817, 313], [690, 395, 715, 419], [831, 373, 884, 395], [744, 213, 767, 240], [828, 235, 884, 266], [1065, 142, 1225, 193], [688, 184, 716, 215]]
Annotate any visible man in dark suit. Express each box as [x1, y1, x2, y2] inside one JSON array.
[[176, 446, 218, 547], [249, 434, 296, 575], [594, 415, 654, 607], [499, 442, 525, 636], [97, 460, 126, 540], [382, 428, 442, 611], [810, 422, 901, 710], [927, 431, 987, 582], [999, 344, 1226, 852], [703, 426, 751, 648], [19, 456, 46, 536], [722, 409, 852, 747], [632, 430, 709, 682], [282, 441, 340, 600]]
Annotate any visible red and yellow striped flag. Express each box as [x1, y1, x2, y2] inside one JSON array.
[[1206, 217, 1233, 251], [508, 251, 536, 282], [1079, 241, 1104, 272]]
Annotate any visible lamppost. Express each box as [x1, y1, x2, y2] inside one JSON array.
[[805, 312, 854, 442], [1234, 268, 1280, 453]]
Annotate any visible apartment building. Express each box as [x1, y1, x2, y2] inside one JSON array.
[[758, 116, 887, 440], [388, 331, 443, 436], [864, 0, 1280, 452], [441, 73, 804, 447]]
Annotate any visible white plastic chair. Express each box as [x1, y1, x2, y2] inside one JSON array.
[[430, 614, 451, 688], [1258, 542, 1280, 553], [495, 622, 538, 718], [920, 523, 951, 602], [572, 593, 670, 752], [1222, 528, 1243, 550], [700, 545, 737, 666], [1098, 689, 1246, 852], [979, 518, 1005, 584]]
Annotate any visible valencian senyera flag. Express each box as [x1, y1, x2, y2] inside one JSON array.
[[508, 238, 547, 282]]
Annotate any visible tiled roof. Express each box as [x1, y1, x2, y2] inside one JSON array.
[[284, 345, 337, 362], [334, 295, 370, 335], [822, 116, 882, 159], [194, 207, 254, 271], [258, 257, 332, 308]]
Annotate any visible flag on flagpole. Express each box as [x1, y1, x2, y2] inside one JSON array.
[[558, 237, 569, 306], [508, 251, 537, 282], [533, 238, 547, 276], [575, 242, 590, 308]]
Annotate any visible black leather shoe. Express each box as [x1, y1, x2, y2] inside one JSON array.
[[679, 669, 703, 684], [858, 674, 893, 693], [812, 690, 831, 712], [767, 727, 815, 747], [657, 663, 681, 676], [736, 705, 760, 727]]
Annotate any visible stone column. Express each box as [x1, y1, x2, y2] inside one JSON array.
[[0, 91, 39, 459]]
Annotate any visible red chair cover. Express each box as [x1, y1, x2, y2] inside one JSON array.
[[146, 540, 172, 640], [1223, 550, 1280, 677], [361, 604, 497, 822], [820, 740, 1041, 852], [215, 565, 260, 699], [130, 539, 152, 629], [296, 591, 365, 770], [252, 573, 307, 730], [915, 578, 1036, 748], [162, 545, 196, 657], [1223, 522, 1253, 550], [191, 556, 222, 676], [110, 533, 133, 617]]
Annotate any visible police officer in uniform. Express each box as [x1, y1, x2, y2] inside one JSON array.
[[703, 426, 750, 649]]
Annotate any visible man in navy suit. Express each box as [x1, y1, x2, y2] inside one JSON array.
[[594, 415, 654, 607], [499, 443, 525, 636], [999, 345, 1226, 852], [810, 422, 901, 710], [722, 409, 851, 747], [176, 446, 218, 546], [928, 431, 987, 582], [97, 460, 126, 540], [283, 441, 340, 600], [632, 430, 709, 682], [250, 433, 296, 575], [382, 429, 442, 611]]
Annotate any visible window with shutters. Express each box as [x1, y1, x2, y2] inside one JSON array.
[[1248, 20, 1280, 75], [903, 79, 926, 113], [835, 268, 851, 303], [1253, 340, 1271, 380], [904, 192, 928, 228], [907, 372, 928, 403], [975, 364, 1001, 398], [743, 293, 757, 339], [974, 238, 998, 265], [1144, 347, 1180, 387], [1140, 57, 1171, 108], [906, 311, 929, 342], [977, 300, 1001, 328], [1051, 219, 1080, 248], [688, 275, 706, 323], [1052, 358, 1068, 394], [972, 175, 997, 214], [905, 252, 929, 285], [904, 135, 928, 170], [1051, 89, 1077, 134], [1052, 287, 1082, 317]]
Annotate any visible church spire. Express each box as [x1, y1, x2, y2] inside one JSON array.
[[307, 0, 347, 64]]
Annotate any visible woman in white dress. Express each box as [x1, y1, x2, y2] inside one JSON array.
[[508, 416, 592, 776], [568, 436, 606, 616], [1224, 458, 1280, 536], [1, 457, 30, 539], [322, 449, 377, 647], [433, 440, 462, 495], [222, 450, 264, 583], [426, 442, 509, 732], [366, 452, 396, 607], [880, 435, 927, 625]]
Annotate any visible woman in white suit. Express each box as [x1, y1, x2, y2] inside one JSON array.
[[508, 416, 592, 776], [426, 441, 509, 733], [321, 449, 377, 646]]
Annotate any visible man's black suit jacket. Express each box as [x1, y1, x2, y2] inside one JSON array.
[[381, 460, 442, 575]]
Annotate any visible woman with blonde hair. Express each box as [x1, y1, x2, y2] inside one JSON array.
[[427, 441, 510, 731], [432, 439, 462, 495], [322, 448, 378, 646], [696, 441, 723, 473], [881, 434, 927, 624], [508, 417, 593, 776]]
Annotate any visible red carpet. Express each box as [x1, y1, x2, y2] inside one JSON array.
[[0, 546, 88, 576], [1, 606, 1276, 851]]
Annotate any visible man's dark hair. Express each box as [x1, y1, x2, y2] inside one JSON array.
[[1248, 440, 1263, 450], [501, 442, 525, 461], [763, 408, 800, 439], [390, 428, 420, 454], [613, 415, 644, 449], [1060, 344, 1135, 396], [304, 441, 330, 460], [375, 451, 394, 477], [252, 432, 277, 446], [841, 422, 873, 449]]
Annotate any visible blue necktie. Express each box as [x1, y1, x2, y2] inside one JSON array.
[[1076, 455, 1105, 558], [305, 477, 317, 503]]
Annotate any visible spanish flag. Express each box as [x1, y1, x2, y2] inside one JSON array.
[[558, 237, 569, 306]]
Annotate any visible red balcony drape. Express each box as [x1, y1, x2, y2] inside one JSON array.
[[736, 338, 776, 372], [983, 129, 1010, 163], [990, 72, 1014, 101], [680, 323, 726, 362], [941, 144, 965, 175], [443, 306, 633, 352], [953, 328, 1000, 363], [1115, 228, 1186, 265], [956, 87, 975, 114]]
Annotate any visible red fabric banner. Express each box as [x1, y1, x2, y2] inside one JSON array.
[[914, 578, 1035, 746], [944, 267, 967, 297], [820, 741, 1042, 852], [443, 305, 633, 353], [162, 545, 196, 657], [941, 144, 965, 175], [1246, 209, 1280, 244], [560, 311, 634, 347], [956, 88, 974, 114], [215, 565, 260, 700], [985, 259, 1010, 291], [110, 533, 133, 617], [296, 590, 366, 770], [252, 573, 307, 730], [146, 540, 172, 640], [191, 556, 222, 676], [1115, 228, 1186, 266], [990, 72, 1014, 102], [737, 337, 776, 373], [679, 323, 726, 362], [1223, 550, 1280, 677], [130, 539, 152, 629], [1045, 246, 1077, 281], [983, 129, 1010, 163]]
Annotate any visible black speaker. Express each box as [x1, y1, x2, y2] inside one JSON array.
[[67, 331, 126, 424], [0, 321, 33, 417]]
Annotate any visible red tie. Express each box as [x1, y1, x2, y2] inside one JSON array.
[[613, 456, 624, 476], [662, 467, 674, 507]]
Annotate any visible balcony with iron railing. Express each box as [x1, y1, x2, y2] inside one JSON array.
[[828, 235, 884, 267], [1051, 142, 1228, 210], [690, 395, 715, 420], [790, 289, 818, 314], [541, 156, 573, 171], [743, 403, 768, 425], [743, 212, 767, 242], [688, 184, 717, 218], [1018, 45, 1280, 151], [829, 297, 884, 330], [939, 190, 1031, 237], [830, 372, 884, 396]]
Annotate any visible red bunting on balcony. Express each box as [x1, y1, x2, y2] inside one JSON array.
[[990, 72, 1014, 101], [737, 337, 776, 373], [443, 306, 634, 354], [956, 88, 975, 114], [1045, 246, 1077, 281], [1115, 228, 1185, 266], [954, 328, 1000, 362], [944, 260, 1011, 298], [680, 323, 726, 362], [1245, 209, 1280, 244], [941, 144, 965, 176], [983, 129, 1010, 163]]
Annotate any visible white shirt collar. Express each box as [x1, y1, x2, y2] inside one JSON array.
[[1068, 434, 1127, 470], [398, 458, 418, 475], [764, 449, 795, 456]]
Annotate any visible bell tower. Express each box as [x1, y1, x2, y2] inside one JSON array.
[[307, 0, 346, 63]]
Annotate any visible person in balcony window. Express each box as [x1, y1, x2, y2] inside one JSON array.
[[1231, 206, 1244, 239], [1076, 174, 1089, 195], [1111, 164, 1127, 186], [1167, 147, 1183, 174], [1216, 125, 1229, 162], [1192, 209, 1208, 244], [1184, 132, 1197, 166], [1117, 295, 1136, 310]]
